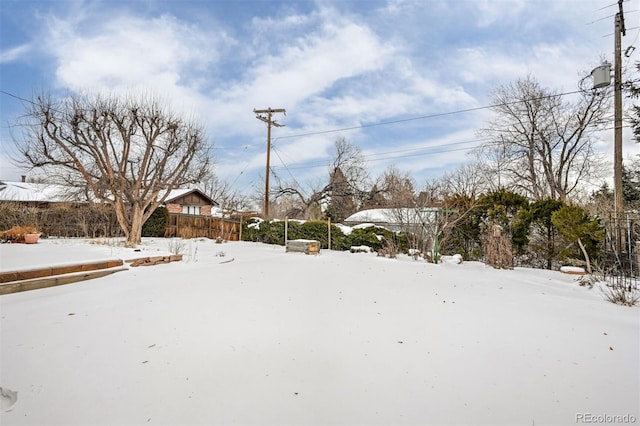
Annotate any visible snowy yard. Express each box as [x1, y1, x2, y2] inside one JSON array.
[[1, 238, 638, 425]]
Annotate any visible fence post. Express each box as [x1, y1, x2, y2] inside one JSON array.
[[285, 217, 288, 251], [328, 217, 331, 250]]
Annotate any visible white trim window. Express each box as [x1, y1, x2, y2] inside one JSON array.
[[182, 205, 201, 215]]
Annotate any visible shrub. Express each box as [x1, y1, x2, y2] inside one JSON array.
[[298, 221, 349, 249], [347, 226, 394, 252], [242, 219, 351, 250], [0, 225, 40, 243], [241, 218, 262, 242], [142, 206, 169, 237], [377, 239, 399, 258], [0, 202, 122, 238], [167, 238, 186, 255], [601, 284, 639, 307], [254, 220, 287, 245]]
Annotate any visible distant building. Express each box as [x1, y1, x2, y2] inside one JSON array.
[[343, 207, 440, 233], [0, 179, 90, 207], [0, 179, 218, 215], [160, 188, 217, 216]]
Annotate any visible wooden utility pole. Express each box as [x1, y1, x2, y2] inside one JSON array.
[[254, 108, 286, 218], [614, 0, 626, 251]]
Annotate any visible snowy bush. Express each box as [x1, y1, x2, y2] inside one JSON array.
[[377, 239, 398, 258], [349, 227, 393, 252], [439, 254, 463, 264], [350, 245, 371, 253], [408, 248, 422, 260], [601, 283, 639, 307], [167, 239, 185, 255]]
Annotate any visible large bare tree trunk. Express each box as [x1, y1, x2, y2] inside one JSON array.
[[128, 204, 145, 247]]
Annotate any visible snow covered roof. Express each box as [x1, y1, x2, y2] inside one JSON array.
[[344, 208, 440, 225], [0, 181, 215, 206], [0, 181, 86, 203], [160, 188, 217, 206]]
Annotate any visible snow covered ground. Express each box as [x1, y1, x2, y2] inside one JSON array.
[[1, 238, 638, 425]]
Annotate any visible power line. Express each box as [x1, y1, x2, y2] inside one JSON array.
[[274, 89, 585, 142], [597, 0, 630, 11], [361, 137, 492, 160], [271, 122, 632, 173], [0, 87, 609, 157], [2, 86, 621, 191], [271, 146, 309, 197], [274, 140, 492, 171]]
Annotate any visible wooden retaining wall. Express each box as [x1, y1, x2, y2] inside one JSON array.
[[0, 259, 126, 295], [0, 259, 124, 284]]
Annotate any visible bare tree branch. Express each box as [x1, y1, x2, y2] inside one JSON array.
[[476, 75, 610, 201], [15, 92, 211, 247]]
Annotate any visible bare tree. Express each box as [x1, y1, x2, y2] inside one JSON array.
[[16, 93, 210, 247], [325, 137, 369, 219], [441, 162, 490, 200], [374, 165, 416, 208], [477, 75, 610, 201], [417, 177, 445, 207], [330, 137, 369, 193], [274, 137, 369, 220], [415, 173, 486, 261], [200, 172, 253, 218], [271, 178, 327, 220]]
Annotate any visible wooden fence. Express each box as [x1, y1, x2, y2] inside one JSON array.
[[165, 213, 241, 241]]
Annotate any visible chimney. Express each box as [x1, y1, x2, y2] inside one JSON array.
[[21, 175, 26, 183]]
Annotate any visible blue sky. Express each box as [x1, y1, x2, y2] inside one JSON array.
[[1, 0, 639, 195]]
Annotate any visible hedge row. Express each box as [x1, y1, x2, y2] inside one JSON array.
[[0, 202, 122, 238], [241, 219, 408, 252]]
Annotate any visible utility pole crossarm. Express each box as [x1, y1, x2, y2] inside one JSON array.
[[618, 0, 626, 35]]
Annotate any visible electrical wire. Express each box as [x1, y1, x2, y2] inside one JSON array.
[[596, 0, 630, 12], [271, 122, 634, 172], [271, 146, 308, 195], [273, 90, 585, 142], [1, 86, 625, 187], [274, 140, 492, 171]]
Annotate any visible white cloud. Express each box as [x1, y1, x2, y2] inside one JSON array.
[[473, 0, 527, 28], [0, 44, 32, 64], [6, 0, 638, 190], [453, 39, 604, 95], [208, 17, 396, 132], [42, 13, 222, 98]]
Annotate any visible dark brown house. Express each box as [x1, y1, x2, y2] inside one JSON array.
[[162, 188, 217, 216]]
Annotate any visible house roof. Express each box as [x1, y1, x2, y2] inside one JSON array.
[[0, 181, 87, 203], [344, 207, 440, 225], [160, 188, 217, 206], [0, 181, 217, 206]]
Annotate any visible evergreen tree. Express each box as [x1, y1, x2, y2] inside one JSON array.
[[439, 194, 482, 260], [528, 199, 565, 269], [361, 184, 386, 209], [325, 167, 356, 222], [552, 204, 604, 270], [142, 206, 169, 237], [478, 189, 530, 255]]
